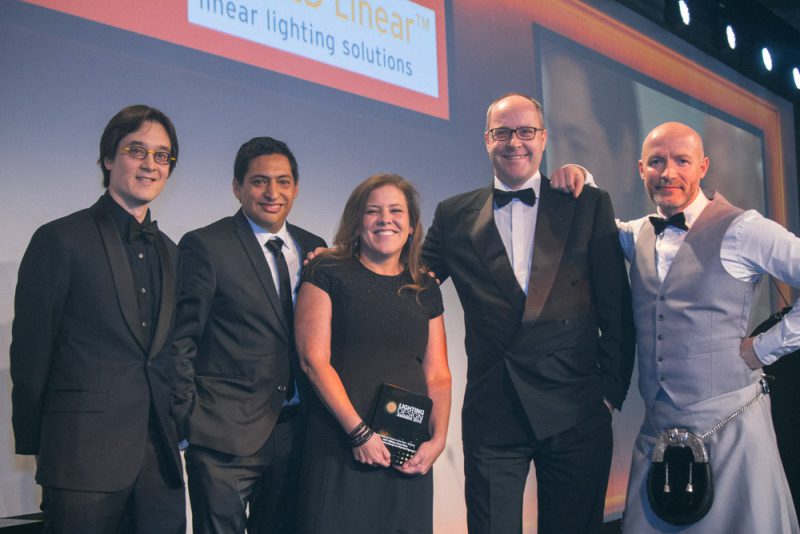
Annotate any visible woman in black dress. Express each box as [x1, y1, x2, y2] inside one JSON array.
[[295, 174, 451, 533]]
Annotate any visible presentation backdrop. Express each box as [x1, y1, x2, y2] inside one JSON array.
[[1, 0, 796, 531], [22, 0, 450, 118]]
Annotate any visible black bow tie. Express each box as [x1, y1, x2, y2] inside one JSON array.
[[493, 188, 536, 208], [129, 219, 158, 243], [649, 212, 688, 235]]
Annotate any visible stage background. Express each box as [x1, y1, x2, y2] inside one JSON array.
[[1, 0, 796, 531]]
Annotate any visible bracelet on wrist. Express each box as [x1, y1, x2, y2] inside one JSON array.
[[350, 427, 374, 448], [347, 421, 366, 440], [346, 421, 374, 448]]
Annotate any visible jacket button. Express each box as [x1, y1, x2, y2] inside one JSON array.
[[657, 314, 664, 321], [277, 385, 287, 392], [658, 296, 665, 301], [657, 334, 664, 341]]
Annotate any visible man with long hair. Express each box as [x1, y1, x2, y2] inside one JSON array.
[[11, 105, 185, 533]]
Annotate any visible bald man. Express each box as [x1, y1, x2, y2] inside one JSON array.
[[555, 121, 800, 530], [583, 122, 799, 532]]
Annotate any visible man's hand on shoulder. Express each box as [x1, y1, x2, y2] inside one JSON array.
[[550, 164, 589, 198], [303, 246, 332, 266], [422, 269, 440, 285]]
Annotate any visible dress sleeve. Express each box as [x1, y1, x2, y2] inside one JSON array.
[[301, 256, 335, 295], [420, 276, 444, 319]]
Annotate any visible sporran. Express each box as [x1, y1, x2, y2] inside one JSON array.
[[646, 377, 769, 525], [646, 428, 713, 525]]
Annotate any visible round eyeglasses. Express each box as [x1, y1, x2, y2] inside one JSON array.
[[120, 145, 175, 166]]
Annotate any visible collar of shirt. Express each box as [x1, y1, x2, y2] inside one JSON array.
[[243, 215, 292, 250], [102, 191, 152, 241], [242, 214, 301, 297], [655, 190, 709, 230], [492, 172, 541, 198]]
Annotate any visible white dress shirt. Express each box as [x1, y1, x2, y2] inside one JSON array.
[[244, 215, 302, 305], [245, 215, 301, 405], [493, 173, 540, 294], [617, 192, 800, 365]]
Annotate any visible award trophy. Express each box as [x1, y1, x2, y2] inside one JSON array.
[[371, 383, 433, 465]]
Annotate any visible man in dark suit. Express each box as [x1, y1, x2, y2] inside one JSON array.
[[171, 137, 326, 533], [422, 93, 635, 533], [10, 105, 185, 533]]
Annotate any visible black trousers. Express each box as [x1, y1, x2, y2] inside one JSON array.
[[41, 417, 185, 534], [464, 407, 613, 534], [185, 409, 304, 534]]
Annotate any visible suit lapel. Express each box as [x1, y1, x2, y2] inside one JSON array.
[[148, 235, 175, 359], [287, 222, 314, 291], [233, 210, 290, 342], [468, 187, 525, 308], [521, 178, 573, 325], [287, 223, 309, 274], [91, 201, 148, 352]]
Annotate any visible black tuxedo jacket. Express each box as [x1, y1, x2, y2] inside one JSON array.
[[171, 210, 325, 457], [422, 179, 635, 444], [10, 197, 183, 491]]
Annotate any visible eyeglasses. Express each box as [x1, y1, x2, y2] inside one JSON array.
[[487, 126, 545, 141], [120, 145, 175, 166]]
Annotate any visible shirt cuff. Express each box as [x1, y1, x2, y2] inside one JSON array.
[[753, 331, 782, 366]]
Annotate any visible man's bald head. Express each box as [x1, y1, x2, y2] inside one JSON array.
[[639, 122, 709, 217], [641, 122, 705, 160]]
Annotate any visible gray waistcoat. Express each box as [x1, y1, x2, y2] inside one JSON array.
[[630, 193, 761, 408]]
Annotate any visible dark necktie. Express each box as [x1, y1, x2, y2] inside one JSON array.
[[649, 212, 689, 235], [265, 237, 294, 329], [266, 237, 295, 400], [493, 188, 537, 208], [129, 219, 158, 243]]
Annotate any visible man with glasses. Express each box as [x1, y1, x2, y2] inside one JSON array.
[[10, 105, 185, 533], [170, 137, 325, 533], [422, 92, 635, 533]]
